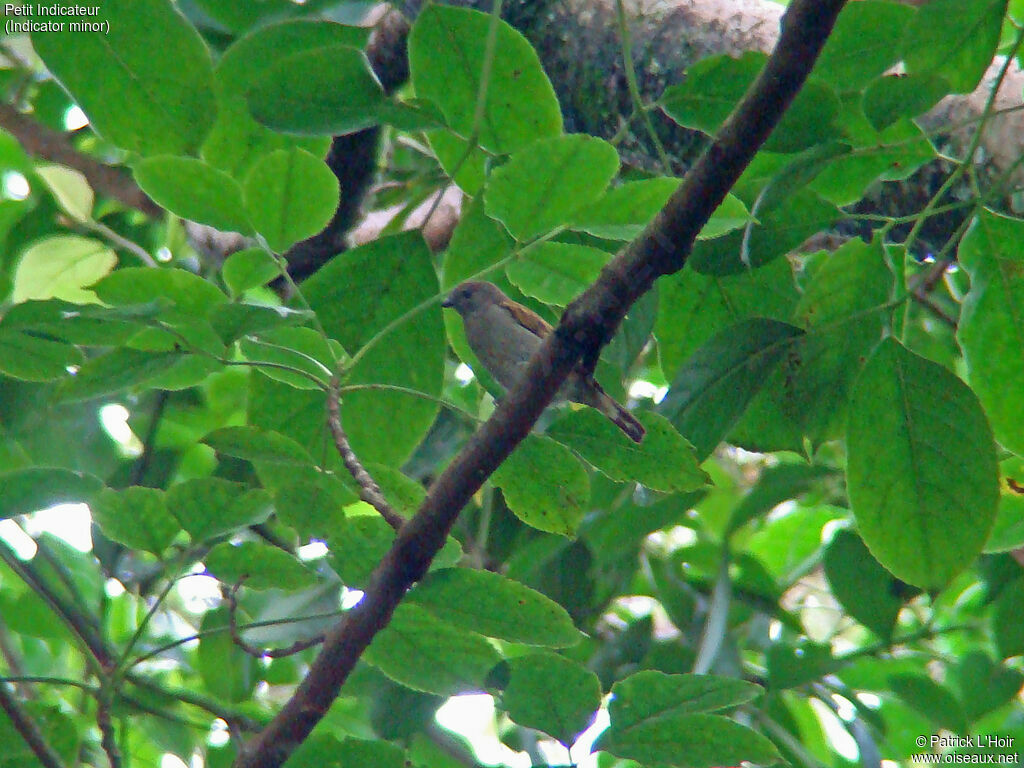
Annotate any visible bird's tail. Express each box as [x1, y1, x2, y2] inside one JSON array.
[[592, 387, 646, 443]]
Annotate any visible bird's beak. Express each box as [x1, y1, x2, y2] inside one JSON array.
[[441, 294, 454, 308]]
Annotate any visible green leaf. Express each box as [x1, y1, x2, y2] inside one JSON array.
[[407, 568, 580, 647], [239, 326, 337, 390], [201, 426, 312, 464], [60, 349, 184, 401], [274, 477, 354, 541], [598, 711, 778, 768], [767, 640, 836, 689], [697, 194, 751, 240], [610, 672, 764, 727], [208, 303, 313, 345], [409, 5, 562, 154], [35, 164, 93, 222], [992, 577, 1024, 658], [167, 479, 272, 541], [505, 242, 610, 306], [0, 467, 102, 520], [205, 541, 316, 590], [495, 653, 601, 746], [246, 44, 384, 135], [986, 458, 1024, 552], [134, 156, 252, 234], [294, 232, 444, 466], [11, 235, 117, 304], [31, 0, 216, 155], [222, 248, 281, 295], [485, 135, 620, 241], [846, 338, 999, 588], [328, 514, 395, 589], [93, 267, 228, 319], [0, 330, 82, 382], [809, 117, 937, 204], [655, 258, 798, 378], [204, 20, 360, 177], [888, 673, 967, 733], [863, 73, 951, 131], [548, 410, 708, 493], [658, 318, 804, 460], [243, 149, 339, 252], [812, 2, 915, 91], [661, 52, 765, 136], [198, 607, 257, 702], [285, 738, 406, 768], [572, 177, 679, 240], [957, 211, 1024, 457], [688, 189, 840, 275], [781, 238, 895, 444], [91, 487, 179, 556], [364, 603, 501, 696], [902, 0, 1006, 93], [491, 435, 590, 537], [662, 52, 840, 152], [726, 462, 837, 536], [823, 529, 910, 640], [949, 651, 1024, 722]]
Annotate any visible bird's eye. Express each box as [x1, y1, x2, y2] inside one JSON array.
[[461, 289, 471, 299]]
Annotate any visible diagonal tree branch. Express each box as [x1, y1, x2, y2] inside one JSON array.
[[234, 1, 847, 765], [0, 103, 162, 217], [0, 682, 68, 768]]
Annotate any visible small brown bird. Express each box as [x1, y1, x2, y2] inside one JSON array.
[[442, 280, 645, 442]]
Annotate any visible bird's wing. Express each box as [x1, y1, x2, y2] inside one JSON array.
[[500, 298, 552, 340]]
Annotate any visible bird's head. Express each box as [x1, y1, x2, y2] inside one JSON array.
[[441, 280, 506, 316]]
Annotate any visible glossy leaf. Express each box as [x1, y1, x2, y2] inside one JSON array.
[[91, 487, 179, 556], [957, 211, 1024, 457], [658, 318, 803, 460], [0, 330, 82, 382], [364, 603, 501, 696], [205, 541, 316, 590], [134, 156, 253, 234], [201, 426, 312, 464], [167, 478, 272, 541], [408, 568, 580, 647], [32, 0, 216, 155], [548, 410, 708, 493], [486, 135, 620, 240], [11, 235, 117, 304], [823, 529, 909, 640], [781, 238, 895, 445], [846, 338, 999, 588], [491, 435, 591, 537], [409, 5, 562, 153], [247, 44, 384, 135], [812, 2, 914, 90], [0, 467, 102, 520], [505, 242, 610, 306], [496, 653, 601, 746], [655, 258, 798, 377], [243, 149, 339, 252], [902, 0, 1006, 93]]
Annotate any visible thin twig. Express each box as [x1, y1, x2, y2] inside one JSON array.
[[615, 0, 673, 174], [326, 373, 405, 531], [225, 582, 325, 660]]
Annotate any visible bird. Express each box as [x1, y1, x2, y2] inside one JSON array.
[[442, 280, 645, 442]]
